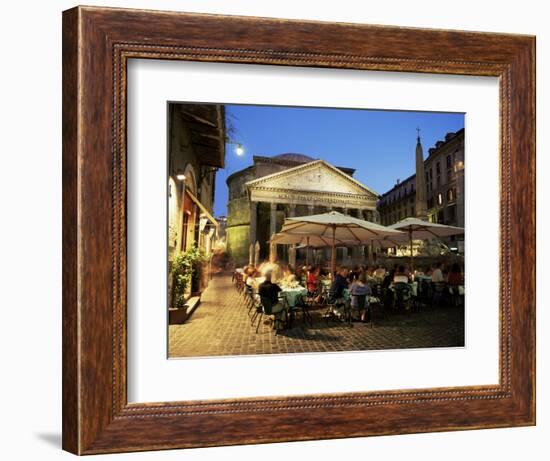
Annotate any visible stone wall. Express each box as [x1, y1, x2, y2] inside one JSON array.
[[226, 195, 252, 266]]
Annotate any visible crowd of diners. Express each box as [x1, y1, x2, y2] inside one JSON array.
[[235, 258, 464, 331]]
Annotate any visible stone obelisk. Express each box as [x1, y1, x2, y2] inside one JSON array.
[[415, 128, 428, 220]]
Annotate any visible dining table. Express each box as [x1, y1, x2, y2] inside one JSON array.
[[389, 281, 418, 297], [279, 286, 308, 308]]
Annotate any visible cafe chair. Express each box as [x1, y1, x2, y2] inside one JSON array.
[[350, 294, 373, 328], [431, 281, 448, 307], [394, 282, 412, 311], [245, 284, 260, 317], [448, 285, 464, 307], [416, 279, 433, 310], [370, 283, 388, 322], [289, 293, 313, 328], [323, 293, 350, 326], [253, 296, 286, 334]]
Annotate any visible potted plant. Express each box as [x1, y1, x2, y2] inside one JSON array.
[[169, 246, 207, 324]]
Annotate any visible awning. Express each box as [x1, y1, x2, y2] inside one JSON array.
[[186, 189, 218, 228]]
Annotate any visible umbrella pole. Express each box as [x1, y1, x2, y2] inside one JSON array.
[[331, 224, 337, 277], [409, 227, 414, 272], [306, 236, 310, 267]]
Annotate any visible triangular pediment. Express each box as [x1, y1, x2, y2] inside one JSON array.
[[246, 160, 378, 198]]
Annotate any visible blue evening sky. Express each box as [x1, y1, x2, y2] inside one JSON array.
[[215, 104, 464, 217]]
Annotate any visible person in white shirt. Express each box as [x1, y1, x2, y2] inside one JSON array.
[[431, 262, 444, 283], [393, 265, 410, 284], [373, 265, 386, 280]]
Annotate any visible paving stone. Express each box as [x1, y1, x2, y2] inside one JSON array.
[[168, 274, 465, 358]]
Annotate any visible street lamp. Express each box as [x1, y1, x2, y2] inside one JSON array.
[[234, 143, 245, 156], [176, 170, 186, 181]]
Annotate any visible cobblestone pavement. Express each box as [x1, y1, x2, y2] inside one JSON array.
[[168, 274, 465, 358]]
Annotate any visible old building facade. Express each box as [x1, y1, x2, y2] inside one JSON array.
[[168, 104, 226, 296], [226, 153, 380, 266], [378, 129, 465, 248]]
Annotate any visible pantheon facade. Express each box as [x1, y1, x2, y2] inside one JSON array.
[[226, 153, 380, 266]]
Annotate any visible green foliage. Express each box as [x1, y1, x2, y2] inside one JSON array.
[[172, 246, 207, 307]]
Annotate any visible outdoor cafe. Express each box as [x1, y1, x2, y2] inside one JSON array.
[[232, 212, 465, 334]]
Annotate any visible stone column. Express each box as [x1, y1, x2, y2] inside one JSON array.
[[350, 208, 361, 264], [268, 202, 277, 262], [305, 204, 315, 266], [366, 242, 373, 266], [287, 204, 298, 266], [342, 207, 349, 265], [289, 203, 296, 217], [289, 245, 297, 268], [249, 201, 257, 265], [270, 202, 277, 236], [324, 205, 333, 262]]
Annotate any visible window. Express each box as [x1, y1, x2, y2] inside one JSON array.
[[436, 162, 440, 174], [438, 193, 443, 205], [447, 188, 455, 202], [446, 154, 452, 168]]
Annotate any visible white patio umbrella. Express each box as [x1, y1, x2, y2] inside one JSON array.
[[280, 211, 405, 275], [270, 232, 351, 247], [387, 217, 464, 269], [270, 232, 351, 266]]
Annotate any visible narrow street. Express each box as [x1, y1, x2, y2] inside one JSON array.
[[169, 274, 464, 358]]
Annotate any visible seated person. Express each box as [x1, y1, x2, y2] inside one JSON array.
[[307, 266, 320, 294], [393, 265, 410, 284], [431, 262, 445, 283], [382, 266, 397, 288], [260, 258, 283, 283], [329, 267, 349, 302], [295, 265, 305, 282], [373, 265, 386, 280], [348, 266, 361, 283], [258, 271, 287, 329], [244, 265, 257, 287], [447, 263, 464, 286], [349, 272, 372, 322]]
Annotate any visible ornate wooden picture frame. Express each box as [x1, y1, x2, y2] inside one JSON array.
[[62, 6, 535, 455]]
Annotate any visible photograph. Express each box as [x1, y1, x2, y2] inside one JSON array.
[[167, 102, 466, 358], [1, 0, 540, 457]]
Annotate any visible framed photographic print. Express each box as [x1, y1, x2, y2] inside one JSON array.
[[62, 5, 535, 455]]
